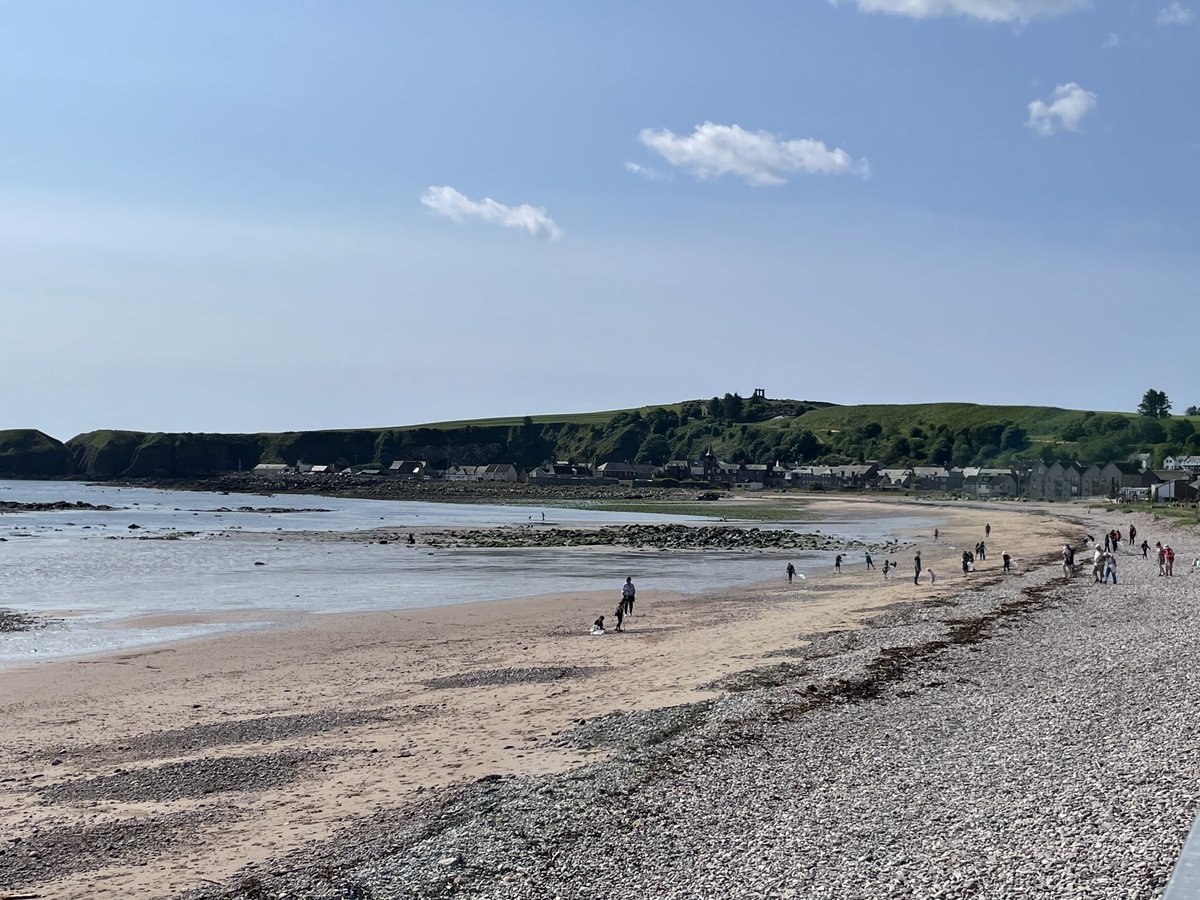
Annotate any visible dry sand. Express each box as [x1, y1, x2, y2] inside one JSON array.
[[0, 498, 1076, 898]]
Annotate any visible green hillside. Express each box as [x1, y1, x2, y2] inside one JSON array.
[[2, 395, 1197, 479], [791, 403, 1083, 438]]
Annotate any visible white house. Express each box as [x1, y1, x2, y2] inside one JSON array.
[[1164, 455, 1200, 472]]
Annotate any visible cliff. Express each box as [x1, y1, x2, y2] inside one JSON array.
[[0, 429, 73, 476]]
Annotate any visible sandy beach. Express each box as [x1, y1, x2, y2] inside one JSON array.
[[0, 499, 1119, 897]]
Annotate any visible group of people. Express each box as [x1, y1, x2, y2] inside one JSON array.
[[1155, 541, 1177, 577], [801, 525, 1005, 587], [588, 516, 1189, 636], [1066, 523, 1184, 584], [592, 577, 636, 635]]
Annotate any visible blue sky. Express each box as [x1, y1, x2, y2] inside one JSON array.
[[1, 1, 1196, 438]]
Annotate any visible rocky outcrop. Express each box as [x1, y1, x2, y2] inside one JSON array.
[[431, 523, 898, 553], [0, 429, 72, 477]]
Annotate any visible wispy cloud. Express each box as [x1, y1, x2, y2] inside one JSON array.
[[828, 0, 1089, 24], [419, 186, 562, 241], [1026, 83, 1098, 136], [1157, 2, 1195, 25], [624, 161, 671, 182], [1101, 31, 1120, 47], [637, 122, 869, 186]]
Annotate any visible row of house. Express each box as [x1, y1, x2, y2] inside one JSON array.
[[251, 455, 1200, 501], [252, 459, 657, 485]]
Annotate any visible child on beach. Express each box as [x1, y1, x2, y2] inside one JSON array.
[[613, 603, 625, 633], [882, 559, 890, 579], [928, 569, 936, 584], [834, 554, 842, 574], [786, 563, 796, 583], [1002, 552, 1012, 574], [590, 616, 606, 635]]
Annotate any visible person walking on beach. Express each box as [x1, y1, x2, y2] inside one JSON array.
[[1165, 545, 1176, 576], [914, 552, 922, 585], [834, 554, 843, 574], [613, 602, 625, 633], [621, 577, 636, 616], [1092, 546, 1104, 583], [978, 541, 986, 561], [985, 523, 991, 539], [865, 552, 874, 571], [1129, 523, 1137, 547], [1141, 539, 1150, 559], [962, 551, 971, 576], [882, 559, 890, 579], [934, 528, 939, 541], [1157, 542, 1166, 576], [786, 563, 796, 584], [1002, 552, 1012, 574], [928, 569, 937, 584], [1062, 544, 1074, 579], [1103, 552, 1118, 585]]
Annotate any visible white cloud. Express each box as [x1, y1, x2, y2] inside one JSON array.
[[1101, 31, 1120, 47], [1157, 2, 1195, 25], [830, 0, 1089, 23], [1026, 83, 1098, 136], [624, 161, 670, 182], [419, 186, 561, 240], [637, 122, 869, 186]]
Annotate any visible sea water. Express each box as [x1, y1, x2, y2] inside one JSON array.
[[0, 480, 940, 663]]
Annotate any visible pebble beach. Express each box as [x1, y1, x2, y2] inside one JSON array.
[[2, 501, 1198, 899]]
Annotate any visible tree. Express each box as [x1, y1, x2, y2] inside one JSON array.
[[1000, 424, 1029, 451], [1186, 405, 1200, 417], [949, 436, 972, 467], [1134, 418, 1166, 444], [722, 392, 745, 422], [635, 434, 671, 466], [1138, 389, 1171, 418], [789, 429, 823, 462], [1169, 418, 1195, 444]]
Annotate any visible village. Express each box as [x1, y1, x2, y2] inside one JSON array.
[[251, 451, 1200, 503]]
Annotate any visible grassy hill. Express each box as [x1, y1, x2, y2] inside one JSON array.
[[2, 395, 1196, 479]]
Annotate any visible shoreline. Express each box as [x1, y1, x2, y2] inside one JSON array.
[[0, 495, 939, 667], [0, 499, 1076, 898]]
